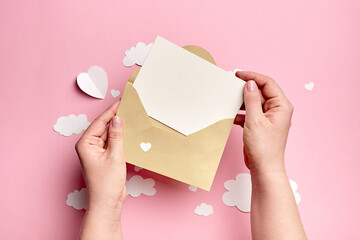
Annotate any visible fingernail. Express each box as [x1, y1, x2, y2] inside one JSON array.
[[235, 69, 243, 78], [112, 116, 121, 127], [247, 80, 257, 92]]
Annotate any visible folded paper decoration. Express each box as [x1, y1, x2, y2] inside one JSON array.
[[117, 36, 245, 191]]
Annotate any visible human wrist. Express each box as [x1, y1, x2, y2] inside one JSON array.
[[250, 167, 289, 193], [87, 188, 126, 212], [249, 154, 287, 184], [248, 154, 286, 177], [87, 200, 124, 224], [250, 165, 286, 178], [81, 204, 123, 240]]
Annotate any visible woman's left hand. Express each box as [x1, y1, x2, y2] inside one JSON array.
[[75, 100, 126, 240]]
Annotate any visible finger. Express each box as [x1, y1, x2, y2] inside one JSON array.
[[234, 114, 245, 128], [106, 116, 124, 159], [239, 90, 265, 110], [100, 123, 109, 142], [236, 71, 286, 100], [243, 80, 263, 120], [236, 71, 265, 110], [83, 100, 120, 138]]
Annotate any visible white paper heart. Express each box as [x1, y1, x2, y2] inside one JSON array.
[[305, 82, 314, 91], [111, 89, 120, 98], [140, 142, 151, 152], [77, 66, 108, 99]]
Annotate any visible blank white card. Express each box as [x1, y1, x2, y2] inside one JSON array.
[[133, 36, 245, 136]]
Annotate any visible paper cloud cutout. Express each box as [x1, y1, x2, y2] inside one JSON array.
[[77, 66, 108, 99], [223, 174, 301, 213], [290, 179, 301, 204], [126, 175, 156, 197], [66, 188, 88, 210], [123, 42, 153, 67], [194, 203, 213, 216], [222, 173, 252, 212], [53, 114, 90, 136], [188, 185, 198, 192]]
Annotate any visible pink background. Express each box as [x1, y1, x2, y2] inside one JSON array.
[[1, 0, 359, 239]]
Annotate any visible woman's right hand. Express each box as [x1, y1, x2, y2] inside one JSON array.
[[234, 71, 294, 176], [235, 71, 307, 240]]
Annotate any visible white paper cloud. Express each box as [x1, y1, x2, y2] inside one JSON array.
[[194, 203, 213, 216], [66, 188, 88, 210], [222, 173, 252, 212], [188, 185, 197, 192], [53, 114, 91, 136], [123, 42, 153, 67], [290, 179, 301, 204], [126, 175, 156, 197], [223, 174, 301, 213]]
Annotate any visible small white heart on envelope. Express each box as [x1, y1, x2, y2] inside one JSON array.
[[111, 89, 121, 98], [140, 142, 151, 152], [305, 82, 314, 91], [77, 66, 108, 99]]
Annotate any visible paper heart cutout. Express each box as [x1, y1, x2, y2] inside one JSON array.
[[77, 66, 108, 99], [111, 89, 121, 98], [140, 142, 151, 152], [305, 82, 314, 91]]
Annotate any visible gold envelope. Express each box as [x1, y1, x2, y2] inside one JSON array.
[[117, 46, 234, 191]]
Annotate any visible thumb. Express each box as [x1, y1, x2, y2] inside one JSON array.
[[244, 80, 263, 120], [107, 116, 124, 158]]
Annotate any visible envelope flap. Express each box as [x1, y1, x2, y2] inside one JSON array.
[[117, 82, 152, 135]]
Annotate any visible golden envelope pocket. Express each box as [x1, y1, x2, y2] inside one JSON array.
[[117, 46, 236, 191]]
